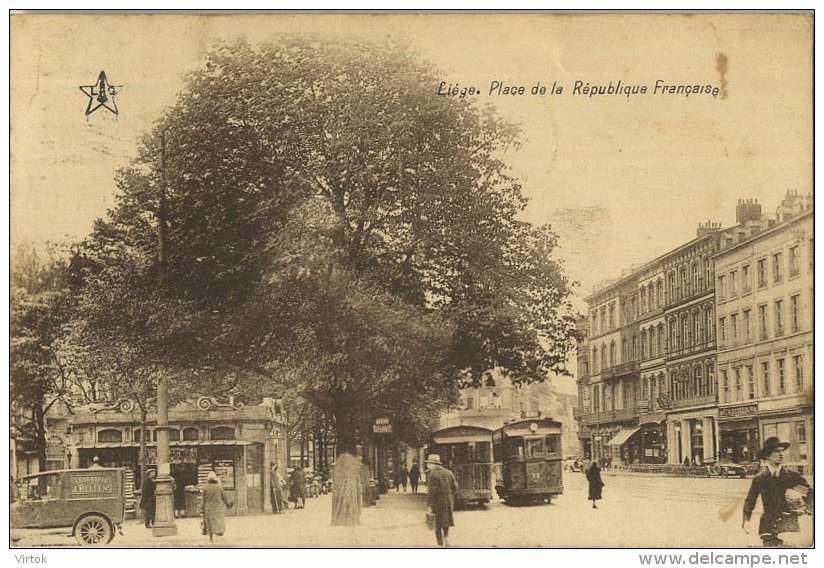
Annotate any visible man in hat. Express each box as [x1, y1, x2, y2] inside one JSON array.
[[425, 454, 458, 547], [743, 437, 813, 547], [88, 456, 104, 469]]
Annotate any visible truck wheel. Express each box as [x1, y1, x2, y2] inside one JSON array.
[[75, 514, 112, 546]]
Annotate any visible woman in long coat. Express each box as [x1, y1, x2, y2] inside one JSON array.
[[586, 461, 604, 509], [289, 466, 307, 509], [200, 471, 233, 542]]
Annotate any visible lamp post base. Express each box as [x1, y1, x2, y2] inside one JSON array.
[[152, 476, 178, 537]]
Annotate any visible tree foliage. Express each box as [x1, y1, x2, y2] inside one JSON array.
[[71, 37, 578, 449], [10, 244, 79, 471]]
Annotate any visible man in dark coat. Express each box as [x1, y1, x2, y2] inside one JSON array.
[[409, 462, 421, 494], [426, 454, 458, 547], [139, 469, 157, 528], [743, 437, 813, 547]]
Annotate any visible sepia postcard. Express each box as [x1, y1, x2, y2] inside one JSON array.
[[7, 10, 815, 562]]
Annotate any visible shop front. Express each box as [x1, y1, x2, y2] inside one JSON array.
[[637, 421, 667, 464], [717, 403, 759, 466], [69, 398, 287, 515]]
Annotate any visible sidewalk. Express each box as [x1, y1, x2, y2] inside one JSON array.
[[115, 489, 435, 548]]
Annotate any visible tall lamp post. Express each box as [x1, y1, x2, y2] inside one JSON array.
[[153, 132, 177, 537]]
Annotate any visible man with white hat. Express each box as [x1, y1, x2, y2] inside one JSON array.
[[742, 437, 813, 547], [425, 454, 458, 547]]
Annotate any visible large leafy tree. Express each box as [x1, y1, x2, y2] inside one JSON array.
[[73, 37, 577, 451], [10, 245, 80, 471]]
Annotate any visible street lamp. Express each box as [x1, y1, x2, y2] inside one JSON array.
[[152, 132, 177, 537]]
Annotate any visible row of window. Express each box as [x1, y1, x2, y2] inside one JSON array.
[[720, 354, 806, 403], [585, 351, 807, 414], [717, 294, 804, 347], [717, 245, 802, 301], [96, 426, 236, 443]]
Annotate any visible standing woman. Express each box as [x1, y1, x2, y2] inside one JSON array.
[[290, 465, 307, 509], [200, 471, 234, 543], [586, 460, 604, 509]]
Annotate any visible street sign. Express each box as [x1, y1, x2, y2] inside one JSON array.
[[373, 418, 392, 434]]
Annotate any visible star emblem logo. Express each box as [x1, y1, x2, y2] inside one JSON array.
[[79, 70, 122, 120]]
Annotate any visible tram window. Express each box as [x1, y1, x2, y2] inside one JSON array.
[[545, 436, 560, 455], [526, 438, 544, 457], [507, 440, 525, 458]]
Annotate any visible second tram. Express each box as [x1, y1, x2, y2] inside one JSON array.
[[428, 425, 494, 507], [492, 418, 563, 505]]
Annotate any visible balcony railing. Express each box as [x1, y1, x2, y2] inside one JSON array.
[[603, 361, 640, 378], [666, 339, 715, 359], [670, 393, 718, 409], [576, 407, 638, 426]]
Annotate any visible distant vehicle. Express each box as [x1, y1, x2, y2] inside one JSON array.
[[11, 468, 126, 545], [704, 461, 748, 478], [493, 418, 564, 505], [563, 456, 583, 472], [428, 425, 495, 508]]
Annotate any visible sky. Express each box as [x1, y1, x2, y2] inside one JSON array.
[[9, 13, 812, 303]]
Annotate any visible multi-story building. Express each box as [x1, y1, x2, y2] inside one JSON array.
[[573, 193, 812, 470], [579, 274, 641, 465], [714, 193, 813, 473], [635, 256, 669, 463], [658, 226, 721, 466]]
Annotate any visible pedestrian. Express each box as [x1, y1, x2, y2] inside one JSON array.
[[289, 464, 307, 509], [395, 463, 409, 492], [270, 462, 286, 514], [172, 474, 186, 518], [200, 471, 234, 543], [743, 437, 813, 547], [139, 469, 157, 528], [425, 454, 458, 547], [586, 460, 604, 509], [88, 456, 104, 469], [409, 462, 421, 494]]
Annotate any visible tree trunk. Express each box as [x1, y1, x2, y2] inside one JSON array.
[[35, 405, 47, 473], [330, 452, 363, 526]]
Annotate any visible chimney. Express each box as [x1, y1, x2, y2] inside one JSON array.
[[697, 220, 721, 238], [736, 198, 762, 225]]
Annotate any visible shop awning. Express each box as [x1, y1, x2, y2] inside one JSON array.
[[606, 427, 641, 446]]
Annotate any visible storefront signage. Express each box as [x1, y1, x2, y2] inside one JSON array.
[[719, 404, 758, 420], [69, 474, 113, 497]]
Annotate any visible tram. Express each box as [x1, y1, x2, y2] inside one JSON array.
[[492, 418, 563, 505], [428, 425, 494, 508]]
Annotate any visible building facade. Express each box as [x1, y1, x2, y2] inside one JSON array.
[[713, 195, 813, 473], [574, 194, 813, 472], [579, 274, 641, 466]]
